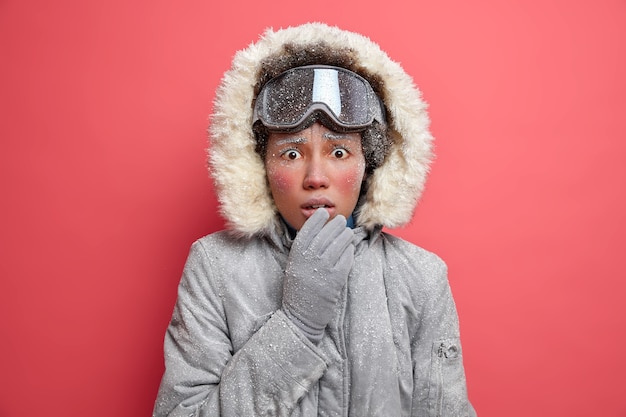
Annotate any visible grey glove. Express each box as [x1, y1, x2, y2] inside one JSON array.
[[282, 208, 355, 344]]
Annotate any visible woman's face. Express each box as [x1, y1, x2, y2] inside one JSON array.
[[264, 122, 366, 230]]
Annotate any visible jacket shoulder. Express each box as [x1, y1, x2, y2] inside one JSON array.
[[379, 232, 447, 274], [193, 230, 272, 255], [375, 232, 451, 302], [187, 230, 285, 289]]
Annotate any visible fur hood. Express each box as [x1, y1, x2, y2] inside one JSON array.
[[209, 23, 433, 236]]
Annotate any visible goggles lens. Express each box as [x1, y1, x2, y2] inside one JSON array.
[[253, 65, 385, 132]]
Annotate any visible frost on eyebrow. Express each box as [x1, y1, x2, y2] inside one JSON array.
[[323, 132, 361, 142], [273, 136, 307, 147]]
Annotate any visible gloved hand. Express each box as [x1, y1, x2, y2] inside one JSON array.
[[282, 208, 355, 344]]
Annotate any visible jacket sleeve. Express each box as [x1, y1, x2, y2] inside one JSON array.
[[153, 240, 329, 417], [409, 253, 477, 417]]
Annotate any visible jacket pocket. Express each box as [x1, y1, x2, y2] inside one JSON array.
[[427, 339, 470, 417]]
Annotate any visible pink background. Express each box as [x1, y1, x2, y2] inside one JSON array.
[[1, 0, 625, 416]]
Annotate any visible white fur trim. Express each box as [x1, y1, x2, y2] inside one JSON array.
[[209, 23, 433, 236]]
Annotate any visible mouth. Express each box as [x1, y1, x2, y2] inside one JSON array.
[[301, 199, 335, 217]]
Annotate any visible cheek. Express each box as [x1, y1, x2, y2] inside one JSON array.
[[336, 162, 366, 193], [266, 164, 295, 194]]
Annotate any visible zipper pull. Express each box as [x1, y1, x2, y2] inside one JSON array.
[[437, 342, 446, 358], [437, 342, 459, 359]]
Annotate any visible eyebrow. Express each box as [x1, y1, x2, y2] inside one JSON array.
[[323, 132, 355, 141], [274, 136, 307, 146]]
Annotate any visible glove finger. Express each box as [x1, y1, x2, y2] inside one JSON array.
[[332, 242, 355, 276], [293, 208, 330, 252], [311, 214, 347, 252], [321, 227, 354, 261]]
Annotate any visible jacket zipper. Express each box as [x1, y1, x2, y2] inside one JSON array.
[[435, 343, 446, 417], [339, 282, 349, 417]]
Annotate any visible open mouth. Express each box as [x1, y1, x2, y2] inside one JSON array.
[[301, 200, 335, 218], [306, 204, 330, 209]]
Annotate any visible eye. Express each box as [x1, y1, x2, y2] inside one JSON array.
[[280, 149, 302, 160], [331, 148, 349, 159]]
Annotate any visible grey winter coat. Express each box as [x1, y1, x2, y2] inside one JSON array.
[[154, 23, 476, 416], [154, 225, 475, 416]]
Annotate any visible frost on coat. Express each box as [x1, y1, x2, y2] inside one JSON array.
[[154, 226, 476, 416], [154, 22, 476, 417]]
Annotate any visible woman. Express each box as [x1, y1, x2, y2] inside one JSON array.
[[154, 22, 476, 417]]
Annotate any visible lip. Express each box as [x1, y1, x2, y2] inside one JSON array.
[[301, 198, 336, 218]]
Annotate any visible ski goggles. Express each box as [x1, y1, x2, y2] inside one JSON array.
[[253, 65, 386, 132]]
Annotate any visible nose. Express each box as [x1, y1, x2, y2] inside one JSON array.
[[303, 157, 329, 189]]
